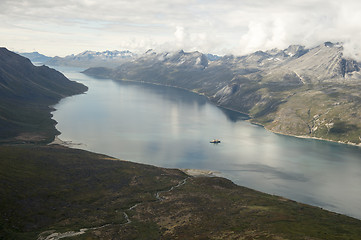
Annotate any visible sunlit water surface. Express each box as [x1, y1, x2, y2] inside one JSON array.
[[52, 66, 361, 219]]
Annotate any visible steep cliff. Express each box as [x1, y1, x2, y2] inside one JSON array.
[[0, 48, 87, 143]]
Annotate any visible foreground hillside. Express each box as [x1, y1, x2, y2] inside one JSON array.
[[84, 43, 361, 145], [0, 48, 87, 143], [1, 145, 361, 240]]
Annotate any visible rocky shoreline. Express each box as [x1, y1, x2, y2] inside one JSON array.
[[85, 75, 361, 148]]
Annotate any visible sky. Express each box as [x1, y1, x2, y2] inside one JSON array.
[[1, 0, 361, 58]]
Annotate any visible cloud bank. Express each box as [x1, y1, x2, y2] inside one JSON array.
[[1, 0, 361, 58]]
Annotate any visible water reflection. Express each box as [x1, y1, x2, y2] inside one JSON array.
[[53, 67, 361, 219], [219, 107, 249, 122], [227, 163, 309, 182]]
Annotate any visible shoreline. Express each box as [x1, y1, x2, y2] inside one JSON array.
[[46, 139, 361, 220], [48, 136, 83, 148], [3, 145, 361, 239], [48, 72, 361, 220], [261, 125, 361, 148], [48, 138, 221, 178], [180, 168, 221, 177], [34, 141, 361, 220], [103, 76, 361, 148]]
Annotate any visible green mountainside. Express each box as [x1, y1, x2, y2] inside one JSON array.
[[84, 43, 361, 145], [0, 48, 87, 143]]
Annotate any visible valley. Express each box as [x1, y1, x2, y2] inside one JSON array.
[[52, 66, 361, 220], [1, 46, 361, 239]]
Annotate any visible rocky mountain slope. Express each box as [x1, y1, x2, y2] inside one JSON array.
[[84, 42, 361, 145], [0, 48, 87, 143], [46, 50, 137, 68]]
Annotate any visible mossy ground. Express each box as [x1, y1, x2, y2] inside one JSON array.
[[0, 145, 186, 239], [1, 145, 361, 239]]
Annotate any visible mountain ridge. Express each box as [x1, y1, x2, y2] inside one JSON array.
[[84, 42, 361, 145], [45, 49, 137, 68]]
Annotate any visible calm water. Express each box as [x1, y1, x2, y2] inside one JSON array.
[[52, 66, 361, 219]]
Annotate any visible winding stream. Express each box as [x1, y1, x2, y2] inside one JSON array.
[[38, 177, 190, 240]]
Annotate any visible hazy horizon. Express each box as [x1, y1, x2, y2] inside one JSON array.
[[2, 0, 361, 60]]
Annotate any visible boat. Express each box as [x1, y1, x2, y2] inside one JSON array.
[[210, 139, 221, 144]]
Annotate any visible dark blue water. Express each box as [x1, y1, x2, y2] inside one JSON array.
[[52, 66, 361, 219]]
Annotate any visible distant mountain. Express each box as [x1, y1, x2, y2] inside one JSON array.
[[84, 43, 361, 145], [216, 45, 308, 71], [46, 50, 137, 68], [19, 51, 52, 64], [206, 53, 221, 61], [0, 48, 87, 143], [137, 49, 208, 68], [85, 50, 227, 92]]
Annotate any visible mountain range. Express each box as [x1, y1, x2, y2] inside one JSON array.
[[20, 50, 222, 67], [84, 42, 361, 145], [0, 48, 87, 143], [44, 50, 136, 68]]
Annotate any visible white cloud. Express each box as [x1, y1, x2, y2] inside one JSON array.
[[2, 0, 361, 58], [174, 26, 186, 44]]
